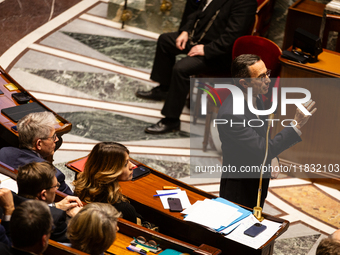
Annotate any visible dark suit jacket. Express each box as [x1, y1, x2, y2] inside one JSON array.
[[217, 95, 302, 207], [0, 147, 73, 195], [0, 243, 37, 255], [180, 0, 257, 60], [12, 193, 69, 243], [0, 224, 10, 246], [217, 95, 302, 179]]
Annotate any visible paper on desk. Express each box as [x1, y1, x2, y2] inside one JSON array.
[[183, 199, 242, 230], [156, 190, 191, 209], [226, 214, 282, 249], [181, 200, 204, 215], [0, 174, 18, 193]]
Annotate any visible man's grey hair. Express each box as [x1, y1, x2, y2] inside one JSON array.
[[17, 112, 57, 149]]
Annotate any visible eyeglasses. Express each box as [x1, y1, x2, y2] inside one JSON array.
[[133, 236, 159, 249], [46, 182, 60, 190], [40, 133, 57, 142], [257, 70, 271, 82]]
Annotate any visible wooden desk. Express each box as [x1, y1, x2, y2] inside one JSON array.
[[0, 65, 72, 147], [46, 218, 221, 255], [0, 162, 221, 255], [66, 158, 290, 255], [283, 0, 325, 50], [271, 50, 340, 186]]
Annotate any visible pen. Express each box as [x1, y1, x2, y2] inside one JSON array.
[[153, 192, 178, 197]]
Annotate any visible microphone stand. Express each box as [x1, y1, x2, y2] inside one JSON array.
[[253, 114, 274, 222]]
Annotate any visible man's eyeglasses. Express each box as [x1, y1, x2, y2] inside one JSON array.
[[257, 69, 271, 82], [40, 133, 57, 142], [46, 182, 60, 190]]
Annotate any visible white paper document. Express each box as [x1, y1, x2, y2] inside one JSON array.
[[226, 214, 282, 249], [0, 173, 18, 193], [156, 190, 191, 209], [183, 199, 242, 230]]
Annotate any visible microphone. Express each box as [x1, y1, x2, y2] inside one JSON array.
[[253, 113, 275, 222]]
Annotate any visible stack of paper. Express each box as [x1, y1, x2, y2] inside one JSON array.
[[181, 199, 243, 231]]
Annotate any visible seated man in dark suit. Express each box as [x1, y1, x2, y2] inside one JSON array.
[[217, 54, 317, 208], [0, 200, 53, 255], [0, 188, 14, 246], [0, 111, 72, 195], [136, 0, 257, 134], [13, 161, 83, 243]]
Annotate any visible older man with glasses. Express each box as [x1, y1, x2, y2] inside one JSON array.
[[0, 111, 72, 195]]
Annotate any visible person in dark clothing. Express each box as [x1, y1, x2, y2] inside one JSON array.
[[0, 200, 53, 255], [73, 142, 139, 224], [14, 161, 83, 243], [136, 0, 257, 134], [0, 111, 72, 195], [0, 188, 15, 246], [217, 54, 316, 208]]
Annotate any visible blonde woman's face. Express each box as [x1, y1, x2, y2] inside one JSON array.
[[118, 153, 134, 182]]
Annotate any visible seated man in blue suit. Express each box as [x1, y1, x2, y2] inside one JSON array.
[[0, 111, 73, 195]]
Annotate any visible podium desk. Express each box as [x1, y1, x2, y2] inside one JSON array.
[[282, 0, 325, 50], [0, 161, 221, 255], [0, 65, 72, 147], [271, 50, 340, 185], [66, 158, 290, 255]]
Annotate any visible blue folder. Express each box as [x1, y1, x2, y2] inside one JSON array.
[[212, 197, 251, 232]]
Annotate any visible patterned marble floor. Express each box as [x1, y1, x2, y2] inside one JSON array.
[[0, 0, 338, 254]]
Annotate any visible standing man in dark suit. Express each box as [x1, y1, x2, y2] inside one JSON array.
[[136, 0, 257, 133], [0, 111, 73, 195], [217, 54, 317, 208]]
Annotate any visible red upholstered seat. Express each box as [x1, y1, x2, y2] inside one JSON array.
[[232, 35, 282, 77]]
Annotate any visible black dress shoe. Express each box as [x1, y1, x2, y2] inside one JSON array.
[[135, 86, 167, 101], [145, 119, 180, 134]]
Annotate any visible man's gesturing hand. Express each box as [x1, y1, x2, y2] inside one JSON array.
[[294, 99, 317, 130]]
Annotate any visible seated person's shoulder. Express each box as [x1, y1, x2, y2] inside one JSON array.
[[0, 242, 11, 255]]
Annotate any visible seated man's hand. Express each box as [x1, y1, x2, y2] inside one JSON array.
[[294, 99, 317, 130], [66, 206, 82, 218], [0, 188, 15, 216], [55, 196, 83, 211], [187, 44, 205, 57], [176, 31, 188, 50]]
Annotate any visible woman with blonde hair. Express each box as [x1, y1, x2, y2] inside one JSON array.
[[67, 202, 121, 255], [73, 142, 138, 223]]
